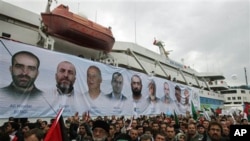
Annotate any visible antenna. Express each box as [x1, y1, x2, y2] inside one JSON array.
[[244, 67, 248, 85], [134, 0, 137, 44]]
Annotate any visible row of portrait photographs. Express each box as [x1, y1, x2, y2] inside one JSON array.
[[0, 39, 200, 118]]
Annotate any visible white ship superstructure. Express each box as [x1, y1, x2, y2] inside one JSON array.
[[0, 0, 227, 112]]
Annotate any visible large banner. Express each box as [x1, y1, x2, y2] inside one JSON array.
[[0, 38, 200, 118]]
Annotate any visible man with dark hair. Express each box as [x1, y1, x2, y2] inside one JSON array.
[[203, 121, 226, 141], [0, 51, 51, 117], [105, 72, 129, 115], [5, 121, 23, 141], [1, 51, 42, 96], [130, 74, 149, 115], [24, 128, 45, 141], [106, 72, 127, 101]]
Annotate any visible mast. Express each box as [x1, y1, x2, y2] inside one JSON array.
[[245, 67, 248, 85]]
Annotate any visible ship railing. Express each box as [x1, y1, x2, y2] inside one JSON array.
[[37, 25, 55, 50]]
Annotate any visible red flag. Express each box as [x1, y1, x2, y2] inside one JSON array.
[[44, 108, 67, 141], [244, 102, 250, 115]]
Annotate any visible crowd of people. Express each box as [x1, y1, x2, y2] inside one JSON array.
[[0, 112, 249, 141]]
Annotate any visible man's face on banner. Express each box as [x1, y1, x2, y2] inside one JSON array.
[[131, 76, 142, 96], [175, 88, 181, 102], [10, 54, 39, 88], [56, 61, 76, 92], [112, 75, 123, 94], [164, 82, 170, 97], [87, 67, 102, 90]]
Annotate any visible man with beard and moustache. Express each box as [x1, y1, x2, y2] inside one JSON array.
[[130, 74, 149, 116], [0, 51, 42, 96], [92, 120, 110, 141], [202, 122, 227, 141], [47, 61, 87, 116], [186, 122, 204, 141], [55, 61, 76, 96], [0, 51, 50, 117]]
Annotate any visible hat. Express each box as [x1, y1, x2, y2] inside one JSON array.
[[115, 133, 132, 141], [175, 133, 186, 141], [92, 120, 109, 133]]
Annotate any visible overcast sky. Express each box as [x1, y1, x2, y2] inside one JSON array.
[[4, 0, 250, 86]]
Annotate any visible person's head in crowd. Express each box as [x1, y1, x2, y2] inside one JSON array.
[[117, 119, 124, 128], [115, 133, 132, 141], [78, 123, 87, 135], [159, 122, 167, 133], [109, 124, 116, 138], [22, 123, 36, 134], [128, 128, 139, 141], [131, 120, 138, 129], [114, 123, 121, 134], [131, 75, 143, 99], [202, 120, 210, 130], [174, 132, 186, 141], [219, 119, 227, 128], [92, 120, 109, 141], [187, 123, 197, 137], [154, 132, 165, 141], [226, 115, 235, 125], [87, 65, 102, 93], [143, 127, 152, 137], [142, 121, 149, 128], [207, 122, 223, 141], [140, 134, 152, 141], [151, 122, 159, 131], [197, 124, 205, 135], [5, 122, 20, 134], [9, 51, 40, 92], [222, 127, 230, 136], [136, 125, 144, 136], [55, 61, 76, 94], [24, 128, 44, 141], [166, 125, 175, 141], [8, 117, 15, 122], [241, 118, 248, 125], [180, 122, 188, 134], [111, 72, 124, 95]]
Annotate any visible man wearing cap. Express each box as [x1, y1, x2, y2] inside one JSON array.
[[92, 120, 110, 141]]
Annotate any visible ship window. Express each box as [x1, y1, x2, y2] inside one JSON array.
[[232, 97, 236, 100], [220, 90, 237, 94], [237, 97, 241, 100], [241, 90, 245, 93], [224, 102, 231, 104], [227, 97, 231, 100], [234, 102, 242, 104]]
